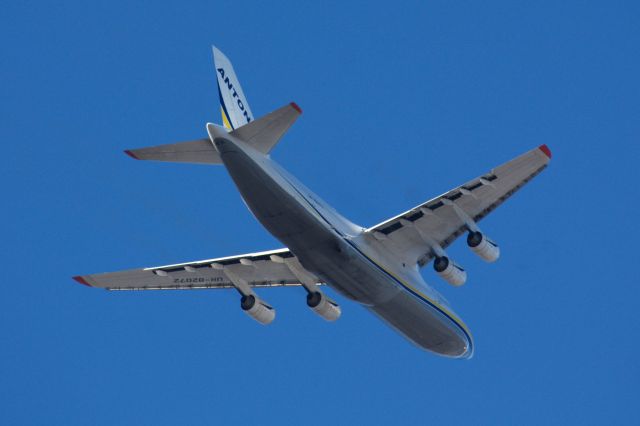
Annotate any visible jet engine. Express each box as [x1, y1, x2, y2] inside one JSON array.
[[306, 292, 341, 321], [433, 256, 467, 286], [241, 295, 276, 325], [467, 231, 500, 263]]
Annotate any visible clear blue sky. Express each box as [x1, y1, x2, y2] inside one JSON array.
[[1, 1, 638, 424]]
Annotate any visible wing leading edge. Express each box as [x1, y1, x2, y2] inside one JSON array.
[[73, 248, 321, 291]]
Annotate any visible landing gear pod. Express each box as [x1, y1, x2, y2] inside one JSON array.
[[467, 231, 500, 263], [434, 256, 467, 287], [241, 295, 276, 325], [306, 292, 341, 321]]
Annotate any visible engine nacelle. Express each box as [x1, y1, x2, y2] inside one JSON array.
[[433, 256, 467, 286], [306, 292, 341, 321], [241, 295, 276, 325], [467, 231, 500, 263]]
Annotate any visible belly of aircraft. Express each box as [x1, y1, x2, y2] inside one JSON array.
[[367, 290, 472, 358], [315, 240, 472, 358]]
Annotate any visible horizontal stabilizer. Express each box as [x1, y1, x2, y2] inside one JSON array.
[[231, 102, 302, 154], [125, 138, 222, 165]]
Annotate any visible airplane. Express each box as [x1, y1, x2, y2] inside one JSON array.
[[73, 46, 552, 359]]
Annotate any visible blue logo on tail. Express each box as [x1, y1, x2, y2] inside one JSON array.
[[217, 68, 252, 123]]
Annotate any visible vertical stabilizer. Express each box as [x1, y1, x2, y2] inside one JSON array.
[[212, 46, 254, 131]]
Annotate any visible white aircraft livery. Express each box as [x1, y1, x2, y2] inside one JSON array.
[[73, 46, 552, 359]]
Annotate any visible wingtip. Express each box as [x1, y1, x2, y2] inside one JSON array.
[[290, 102, 302, 114], [538, 144, 552, 159], [72, 276, 92, 287], [124, 150, 139, 160]]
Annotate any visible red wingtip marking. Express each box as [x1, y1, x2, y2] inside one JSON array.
[[72, 276, 92, 287], [538, 144, 552, 159], [124, 150, 139, 160], [290, 102, 302, 114]]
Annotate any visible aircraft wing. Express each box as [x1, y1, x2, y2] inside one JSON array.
[[366, 145, 552, 267], [73, 248, 320, 291]]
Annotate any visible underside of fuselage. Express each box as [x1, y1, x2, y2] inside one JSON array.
[[213, 134, 472, 358]]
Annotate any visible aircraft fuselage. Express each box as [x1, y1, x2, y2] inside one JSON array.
[[210, 125, 473, 358]]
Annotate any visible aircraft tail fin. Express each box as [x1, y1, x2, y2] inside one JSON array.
[[231, 102, 302, 154], [212, 46, 253, 131]]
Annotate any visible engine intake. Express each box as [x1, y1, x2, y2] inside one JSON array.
[[433, 256, 467, 286], [306, 292, 341, 321], [241, 294, 276, 325], [467, 231, 500, 263]]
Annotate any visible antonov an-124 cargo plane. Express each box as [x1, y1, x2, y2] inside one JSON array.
[[73, 46, 552, 358]]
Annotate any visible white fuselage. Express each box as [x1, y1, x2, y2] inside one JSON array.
[[208, 124, 473, 358]]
